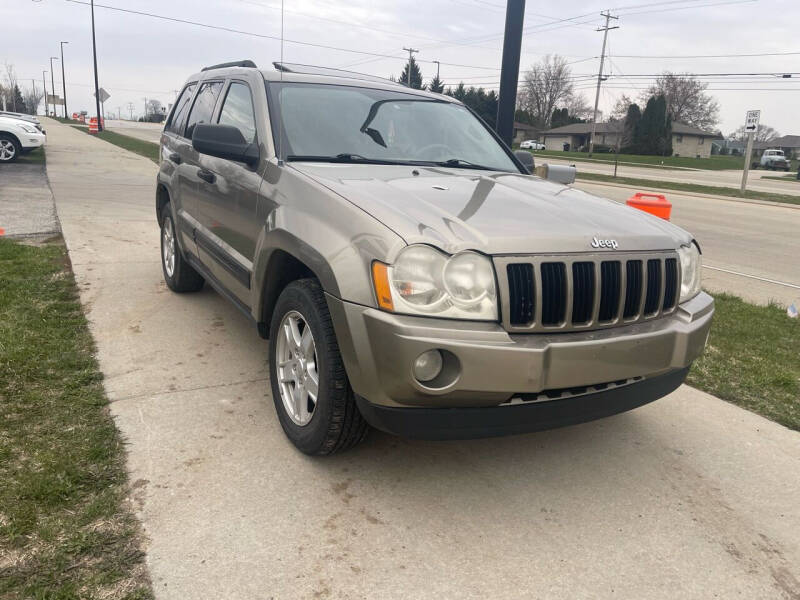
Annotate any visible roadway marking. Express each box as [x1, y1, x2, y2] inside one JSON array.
[[703, 264, 800, 290]]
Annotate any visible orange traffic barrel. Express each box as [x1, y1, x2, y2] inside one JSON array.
[[88, 117, 99, 134], [626, 192, 672, 220]]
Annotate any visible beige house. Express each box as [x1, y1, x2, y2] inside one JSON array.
[[541, 121, 718, 158]]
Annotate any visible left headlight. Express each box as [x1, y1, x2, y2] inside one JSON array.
[[677, 242, 702, 303], [19, 124, 38, 134], [372, 245, 498, 321]]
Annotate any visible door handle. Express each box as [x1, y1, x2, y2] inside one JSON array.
[[197, 169, 216, 184], [168, 152, 182, 164]]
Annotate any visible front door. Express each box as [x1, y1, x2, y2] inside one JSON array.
[[194, 80, 263, 306]]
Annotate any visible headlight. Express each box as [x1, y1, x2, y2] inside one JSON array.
[[372, 245, 498, 320], [677, 242, 702, 303], [20, 124, 38, 133]]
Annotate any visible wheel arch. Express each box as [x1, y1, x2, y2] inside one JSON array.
[[156, 183, 171, 226], [0, 130, 22, 153]]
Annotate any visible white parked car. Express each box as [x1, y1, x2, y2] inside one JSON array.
[[0, 116, 46, 163], [520, 139, 545, 150]]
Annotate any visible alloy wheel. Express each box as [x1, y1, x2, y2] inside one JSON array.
[[276, 310, 319, 426]]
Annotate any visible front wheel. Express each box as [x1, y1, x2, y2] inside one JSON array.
[[0, 134, 21, 163], [268, 279, 368, 455]]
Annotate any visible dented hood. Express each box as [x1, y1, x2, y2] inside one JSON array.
[[290, 163, 692, 255]]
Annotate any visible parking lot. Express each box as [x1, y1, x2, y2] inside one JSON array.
[[17, 118, 795, 599]]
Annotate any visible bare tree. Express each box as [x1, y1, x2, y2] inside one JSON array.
[[609, 93, 635, 121], [729, 123, 779, 143], [566, 92, 593, 121], [518, 55, 575, 128], [3, 62, 20, 111], [22, 84, 45, 116], [643, 72, 720, 130], [146, 99, 163, 115]]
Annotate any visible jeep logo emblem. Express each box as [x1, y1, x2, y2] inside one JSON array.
[[591, 237, 618, 250]]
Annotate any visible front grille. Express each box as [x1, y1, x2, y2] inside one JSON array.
[[498, 251, 680, 332]]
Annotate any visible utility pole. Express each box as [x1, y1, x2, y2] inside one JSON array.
[[495, 0, 526, 147], [90, 0, 103, 131], [49, 57, 59, 118], [60, 41, 69, 118], [42, 71, 47, 116], [143, 97, 148, 121], [402, 47, 418, 88], [588, 10, 618, 156], [127, 102, 134, 120], [433, 60, 440, 80]]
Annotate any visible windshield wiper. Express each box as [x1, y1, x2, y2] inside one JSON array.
[[286, 153, 400, 165], [433, 158, 499, 171]]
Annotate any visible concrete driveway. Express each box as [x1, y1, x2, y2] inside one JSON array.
[[42, 119, 800, 599]]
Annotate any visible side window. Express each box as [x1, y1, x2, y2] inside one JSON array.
[[185, 81, 223, 139], [165, 83, 196, 135], [217, 82, 257, 144]]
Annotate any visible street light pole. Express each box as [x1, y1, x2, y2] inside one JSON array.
[[90, 0, 103, 131], [42, 71, 47, 117], [49, 57, 59, 118], [60, 41, 69, 118], [402, 47, 418, 88]]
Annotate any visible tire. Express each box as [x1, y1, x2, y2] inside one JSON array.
[[160, 203, 204, 292], [268, 278, 369, 455], [0, 133, 21, 163]]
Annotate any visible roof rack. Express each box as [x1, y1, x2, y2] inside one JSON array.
[[201, 60, 258, 72], [272, 62, 402, 86]]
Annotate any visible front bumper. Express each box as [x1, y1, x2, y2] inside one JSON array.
[[328, 291, 713, 412], [20, 132, 46, 150]]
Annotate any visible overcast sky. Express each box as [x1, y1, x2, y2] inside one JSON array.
[[4, 0, 798, 135]]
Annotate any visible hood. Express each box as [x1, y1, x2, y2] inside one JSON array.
[[291, 163, 692, 255]]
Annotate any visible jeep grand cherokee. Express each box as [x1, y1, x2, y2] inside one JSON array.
[[156, 60, 713, 454]]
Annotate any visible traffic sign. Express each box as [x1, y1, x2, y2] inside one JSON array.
[[744, 110, 760, 132], [94, 87, 111, 103]]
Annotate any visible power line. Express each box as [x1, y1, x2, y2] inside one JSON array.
[[59, 0, 502, 71]]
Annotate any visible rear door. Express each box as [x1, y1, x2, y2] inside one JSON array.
[[161, 81, 197, 255], [194, 78, 263, 306]]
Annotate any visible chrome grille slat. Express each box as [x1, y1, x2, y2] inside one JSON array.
[[495, 251, 680, 333]]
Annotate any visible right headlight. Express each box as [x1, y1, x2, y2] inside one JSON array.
[[677, 242, 702, 303], [371, 245, 498, 321]]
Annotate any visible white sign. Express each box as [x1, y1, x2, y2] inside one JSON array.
[[94, 87, 111, 103], [744, 110, 760, 132]]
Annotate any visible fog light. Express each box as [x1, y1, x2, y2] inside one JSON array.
[[413, 350, 443, 382]]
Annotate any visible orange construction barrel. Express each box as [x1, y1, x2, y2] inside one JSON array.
[[626, 192, 672, 220], [88, 117, 99, 134]]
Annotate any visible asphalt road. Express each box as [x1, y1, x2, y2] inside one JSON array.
[[574, 180, 800, 307], [105, 119, 164, 144], [41, 118, 800, 599], [541, 154, 800, 197]]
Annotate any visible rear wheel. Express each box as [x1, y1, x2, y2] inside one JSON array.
[[0, 134, 20, 163], [160, 203, 204, 292], [268, 279, 369, 455]]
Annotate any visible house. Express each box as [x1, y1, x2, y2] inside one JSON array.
[[540, 121, 719, 158], [512, 121, 540, 144], [754, 135, 800, 159]]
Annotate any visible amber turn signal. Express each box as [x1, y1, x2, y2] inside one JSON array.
[[371, 261, 394, 311]]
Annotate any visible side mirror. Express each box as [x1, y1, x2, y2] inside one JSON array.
[[514, 150, 534, 174], [192, 123, 259, 167]]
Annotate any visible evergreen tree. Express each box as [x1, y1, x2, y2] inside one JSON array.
[[12, 85, 26, 114], [428, 74, 445, 94], [621, 103, 642, 153], [631, 94, 671, 156], [397, 57, 424, 89]]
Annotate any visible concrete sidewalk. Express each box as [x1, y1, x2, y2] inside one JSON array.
[[43, 118, 800, 600], [0, 159, 59, 239]]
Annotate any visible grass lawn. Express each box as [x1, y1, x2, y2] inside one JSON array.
[[0, 238, 152, 599], [689, 293, 800, 431], [71, 126, 159, 163], [16, 147, 46, 164], [575, 172, 800, 206]]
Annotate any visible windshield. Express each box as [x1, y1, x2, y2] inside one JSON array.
[[267, 82, 519, 172]]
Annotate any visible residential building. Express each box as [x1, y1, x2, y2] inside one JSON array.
[[540, 121, 719, 158]]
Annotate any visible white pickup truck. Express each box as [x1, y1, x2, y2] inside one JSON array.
[[758, 148, 791, 171]]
